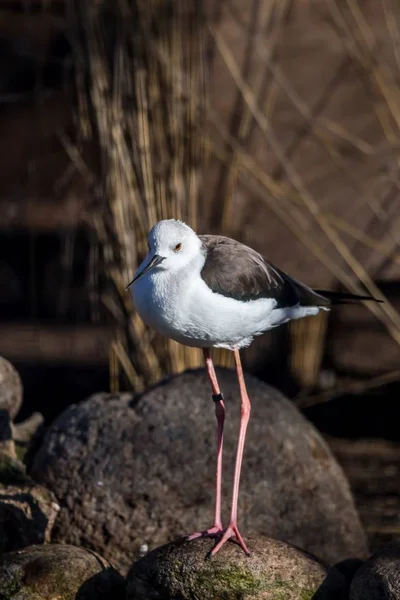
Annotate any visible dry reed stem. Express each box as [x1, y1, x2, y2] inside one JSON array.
[[211, 24, 400, 346], [70, 0, 207, 389], [297, 368, 400, 409], [210, 126, 400, 269], [208, 108, 400, 277], [290, 312, 328, 389], [67, 0, 400, 395]]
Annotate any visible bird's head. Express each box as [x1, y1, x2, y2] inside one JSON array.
[[126, 219, 203, 287]]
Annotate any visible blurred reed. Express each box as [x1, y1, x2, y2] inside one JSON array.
[[66, 0, 400, 397], [68, 0, 210, 390], [205, 0, 400, 392]]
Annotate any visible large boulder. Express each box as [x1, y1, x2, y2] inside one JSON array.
[[0, 544, 124, 599], [126, 536, 338, 600], [350, 540, 400, 599], [0, 357, 22, 420], [31, 368, 368, 573]]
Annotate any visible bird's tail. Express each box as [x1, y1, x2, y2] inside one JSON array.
[[313, 290, 383, 305]]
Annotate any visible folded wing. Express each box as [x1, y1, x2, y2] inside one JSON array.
[[199, 235, 330, 308]]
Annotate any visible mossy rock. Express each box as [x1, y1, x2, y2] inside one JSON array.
[[0, 544, 124, 600], [126, 536, 344, 599]]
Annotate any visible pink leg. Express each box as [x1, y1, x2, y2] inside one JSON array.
[[210, 348, 250, 556], [187, 349, 225, 540]]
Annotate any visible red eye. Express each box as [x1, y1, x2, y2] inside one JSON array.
[[174, 243, 182, 252]]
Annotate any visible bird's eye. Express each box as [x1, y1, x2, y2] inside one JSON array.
[[174, 243, 182, 252]]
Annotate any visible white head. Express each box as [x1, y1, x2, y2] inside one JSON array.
[[127, 219, 203, 286]]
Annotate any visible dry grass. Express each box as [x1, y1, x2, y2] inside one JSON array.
[[68, 0, 209, 390], [206, 0, 400, 393], [63, 0, 400, 397]]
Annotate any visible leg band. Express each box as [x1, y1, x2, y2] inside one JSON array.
[[212, 393, 224, 403]]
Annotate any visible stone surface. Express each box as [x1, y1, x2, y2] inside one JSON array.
[[0, 357, 22, 420], [0, 544, 124, 599], [13, 412, 45, 465], [350, 540, 400, 599], [313, 559, 364, 600], [0, 452, 59, 553], [126, 536, 337, 600], [31, 368, 368, 574], [13, 412, 44, 445], [0, 409, 16, 458]]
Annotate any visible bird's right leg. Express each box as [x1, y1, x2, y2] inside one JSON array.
[[187, 348, 225, 540]]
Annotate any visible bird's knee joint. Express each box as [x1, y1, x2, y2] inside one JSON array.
[[241, 404, 251, 418]]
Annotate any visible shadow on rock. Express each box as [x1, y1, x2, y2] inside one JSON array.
[[349, 540, 400, 599], [75, 568, 125, 600], [313, 558, 364, 599]]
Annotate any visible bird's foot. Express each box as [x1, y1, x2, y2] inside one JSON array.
[[209, 522, 250, 557], [187, 524, 223, 541]]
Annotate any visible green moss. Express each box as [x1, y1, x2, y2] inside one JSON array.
[[193, 565, 261, 598], [300, 590, 316, 600], [264, 579, 316, 600], [191, 569, 317, 600]]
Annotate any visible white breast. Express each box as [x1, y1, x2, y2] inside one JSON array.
[[131, 268, 322, 350]]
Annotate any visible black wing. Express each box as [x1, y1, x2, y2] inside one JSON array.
[[199, 235, 330, 308]]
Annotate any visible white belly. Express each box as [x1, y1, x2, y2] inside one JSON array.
[[131, 270, 322, 350]]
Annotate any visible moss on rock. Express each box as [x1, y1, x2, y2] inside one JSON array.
[[126, 536, 340, 599], [0, 544, 124, 600]]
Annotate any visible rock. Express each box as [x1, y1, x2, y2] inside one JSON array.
[[0, 387, 44, 463], [31, 369, 368, 574], [0, 452, 59, 553], [0, 357, 22, 420], [126, 536, 336, 600], [0, 408, 16, 458], [313, 559, 364, 600], [349, 540, 400, 599], [13, 412, 44, 445], [0, 544, 124, 599], [0, 451, 29, 486], [13, 411, 45, 464]]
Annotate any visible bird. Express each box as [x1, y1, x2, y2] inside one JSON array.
[[127, 218, 379, 557]]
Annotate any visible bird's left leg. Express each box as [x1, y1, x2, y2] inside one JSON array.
[[187, 348, 225, 540], [209, 348, 250, 556]]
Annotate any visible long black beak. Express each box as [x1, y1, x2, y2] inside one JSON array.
[[126, 254, 165, 289]]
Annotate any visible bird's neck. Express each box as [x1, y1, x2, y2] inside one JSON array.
[[153, 252, 204, 297]]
